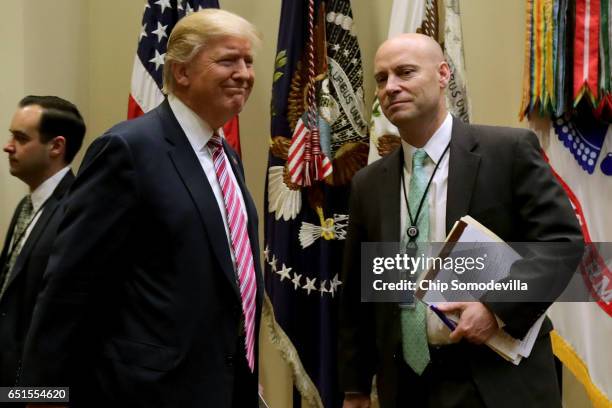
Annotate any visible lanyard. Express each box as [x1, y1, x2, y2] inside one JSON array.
[[400, 142, 451, 243]]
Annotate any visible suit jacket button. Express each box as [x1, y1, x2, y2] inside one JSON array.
[[0, 312, 6, 317], [226, 355, 234, 367]]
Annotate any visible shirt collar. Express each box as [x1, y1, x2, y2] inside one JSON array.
[[31, 166, 70, 212], [168, 94, 220, 152], [401, 113, 453, 171]]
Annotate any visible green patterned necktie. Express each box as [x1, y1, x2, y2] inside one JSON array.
[[0, 195, 33, 298], [401, 149, 430, 375]]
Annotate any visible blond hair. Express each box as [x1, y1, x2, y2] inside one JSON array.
[[162, 9, 261, 94]]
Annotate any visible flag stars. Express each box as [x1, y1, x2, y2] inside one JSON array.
[[332, 44, 340, 52], [330, 273, 342, 293], [269, 254, 278, 272], [319, 280, 329, 296], [303, 277, 317, 295], [350, 58, 358, 65], [155, 0, 172, 14], [152, 22, 168, 43], [291, 272, 302, 290], [265, 250, 339, 297], [342, 49, 350, 57], [277, 263, 292, 282], [263, 245, 270, 262], [139, 23, 147, 41], [149, 50, 165, 71]]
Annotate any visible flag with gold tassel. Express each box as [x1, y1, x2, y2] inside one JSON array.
[[263, 0, 369, 406]]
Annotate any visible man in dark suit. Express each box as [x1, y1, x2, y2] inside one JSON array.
[[20, 9, 263, 408], [0, 95, 85, 387], [339, 34, 583, 408]]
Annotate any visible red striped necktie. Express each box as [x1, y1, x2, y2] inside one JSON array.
[[208, 132, 257, 372]]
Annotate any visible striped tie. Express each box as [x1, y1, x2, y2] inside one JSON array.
[[208, 132, 257, 372]]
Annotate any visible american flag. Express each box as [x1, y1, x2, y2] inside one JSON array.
[[287, 118, 333, 186], [128, 0, 242, 155]]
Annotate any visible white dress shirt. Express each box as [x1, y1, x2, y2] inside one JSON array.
[[399, 113, 455, 345], [10, 166, 71, 252], [168, 94, 247, 272]]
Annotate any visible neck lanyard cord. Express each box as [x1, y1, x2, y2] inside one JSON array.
[[400, 142, 451, 238]]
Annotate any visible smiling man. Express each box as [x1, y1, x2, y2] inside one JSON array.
[[20, 10, 263, 408], [338, 34, 583, 408]]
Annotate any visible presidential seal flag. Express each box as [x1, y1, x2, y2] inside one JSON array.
[[264, 0, 368, 406], [127, 0, 242, 155]]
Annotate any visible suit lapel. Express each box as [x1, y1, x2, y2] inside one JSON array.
[[446, 119, 481, 234], [0, 201, 21, 266], [158, 101, 241, 300], [380, 148, 402, 242], [5, 171, 74, 290]]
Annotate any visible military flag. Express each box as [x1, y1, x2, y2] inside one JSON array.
[[545, 121, 612, 407], [519, 0, 612, 405]]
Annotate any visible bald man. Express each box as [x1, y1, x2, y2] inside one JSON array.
[[338, 34, 582, 408]]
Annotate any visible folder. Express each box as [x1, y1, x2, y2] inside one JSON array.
[[416, 215, 546, 365]]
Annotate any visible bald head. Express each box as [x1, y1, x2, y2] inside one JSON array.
[[376, 33, 445, 67], [373, 33, 450, 145]]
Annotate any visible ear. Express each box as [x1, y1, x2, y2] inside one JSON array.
[[438, 61, 451, 88], [172, 62, 191, 87], [48, 136, 66, 160]]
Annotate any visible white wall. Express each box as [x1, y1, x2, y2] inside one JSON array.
[[0, 0, 88, 241], [0, 1, 27, 239]]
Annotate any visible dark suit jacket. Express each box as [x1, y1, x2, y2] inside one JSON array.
[[0, 171, 74, 387], [339, 119, 583, 408], [20, 100, 264, 408]]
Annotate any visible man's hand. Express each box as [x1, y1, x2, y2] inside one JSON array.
[[343, 393, 371, 408], [435, 302, 498, 344]]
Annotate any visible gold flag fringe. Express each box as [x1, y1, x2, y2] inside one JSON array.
[[262, 294, 324, 408], [551, 330, 612, 408]]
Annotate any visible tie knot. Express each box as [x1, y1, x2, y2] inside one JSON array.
[[412, 149, 429, 169], [208, 131, 223, 149]]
